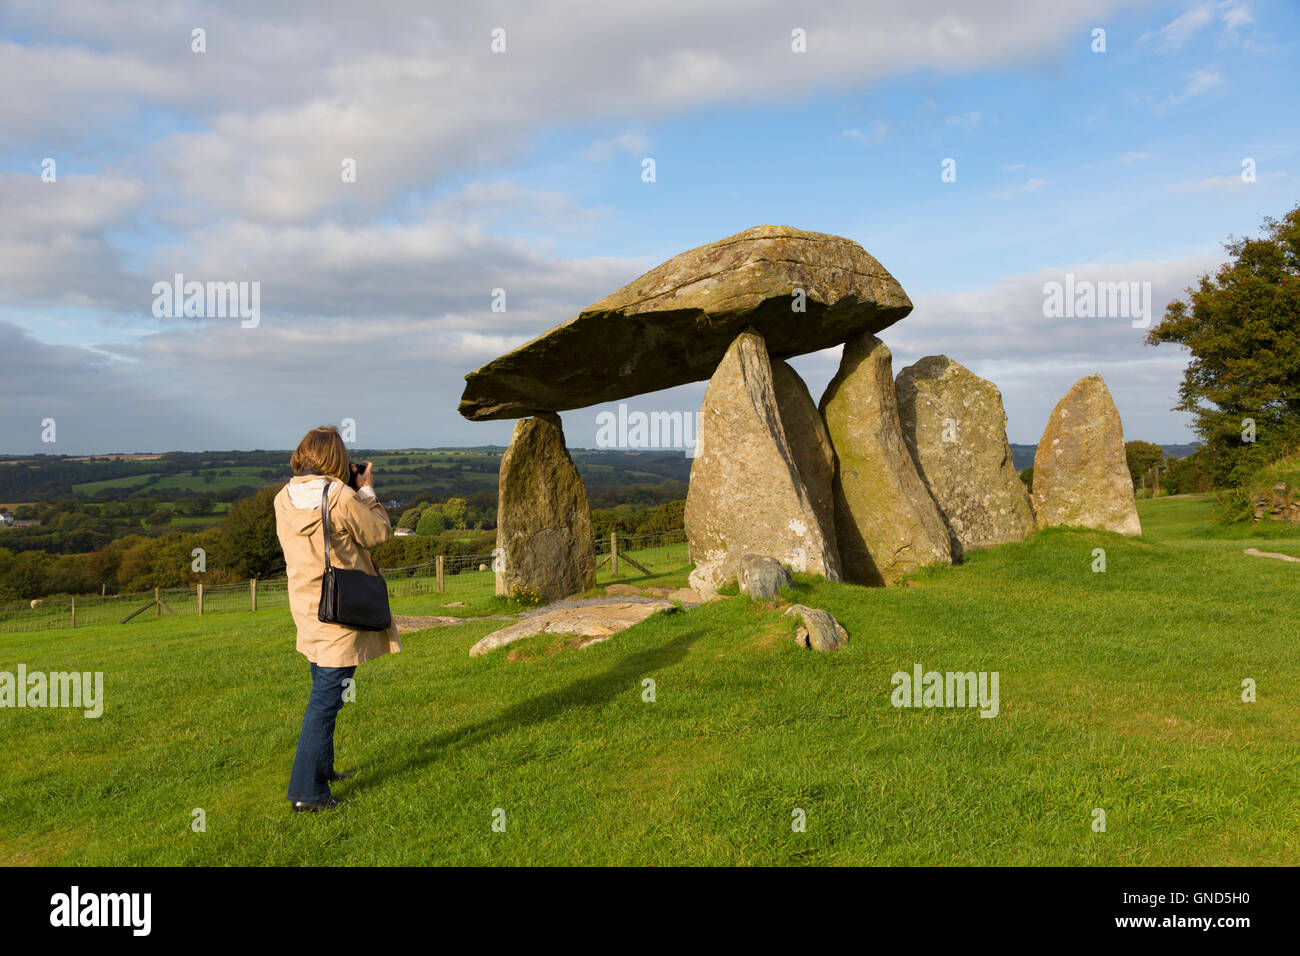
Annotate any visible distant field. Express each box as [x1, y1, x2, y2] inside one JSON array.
[[2, 495, 1296, 866]]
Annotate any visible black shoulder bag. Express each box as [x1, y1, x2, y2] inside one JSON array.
[[316, 482, 392, 631]]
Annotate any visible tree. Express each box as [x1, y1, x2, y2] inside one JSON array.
[[416, 509, 449, 535], [1125, 441, 1165, 485], [1147, 203, 1300, 486], [397, 506, 425, 530], [212, 484, 285, 579], [441, 497, 469, 530]]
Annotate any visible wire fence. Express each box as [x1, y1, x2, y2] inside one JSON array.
[[0, 530, 690, 635]]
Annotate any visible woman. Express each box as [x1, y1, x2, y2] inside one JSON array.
[[274, 425, 401, 812]]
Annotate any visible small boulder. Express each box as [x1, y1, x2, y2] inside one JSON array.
[[738, 555, 793, 601], [783, 604, 849, 651]]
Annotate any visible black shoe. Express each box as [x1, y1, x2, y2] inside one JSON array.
[[291, 797, 342, 813], [327, 771, 353, 782]]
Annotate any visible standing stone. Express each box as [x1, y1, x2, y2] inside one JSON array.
[[772, 360, 839, 563], [820, 333, 952, 585], [896, 356, 1035, 557], [1032, 374, 1141, 536], [686, 331, 840, 594], [496, 412, 596, 603]]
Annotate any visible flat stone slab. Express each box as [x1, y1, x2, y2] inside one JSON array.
[[469, 596, 676, 657], [1243, 547, 1300, 563], [603, 583, 705, 603], [394, 614, 516, 633], [458, 225, 912, 420]]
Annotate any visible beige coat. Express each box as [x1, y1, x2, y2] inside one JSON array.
[[274, 475, 402, 667]]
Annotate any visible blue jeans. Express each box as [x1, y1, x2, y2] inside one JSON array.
[[287, 662, 356, 804]]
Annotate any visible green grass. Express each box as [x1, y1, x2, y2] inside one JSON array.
[[1, 495, 1297, 865]]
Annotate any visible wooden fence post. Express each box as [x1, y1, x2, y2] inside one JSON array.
[[250, 578, 257, 612], [197, 582, 204, 616], [155, 587, 160, 618], [436, 555, 445, 594], [71, 595, 76, 628], [611, 531, 618, 576]]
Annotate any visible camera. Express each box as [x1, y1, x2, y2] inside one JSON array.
[[347, 461, 368, 489]]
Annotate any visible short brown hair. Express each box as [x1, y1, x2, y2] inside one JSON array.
[[290, 426, 352, 482]]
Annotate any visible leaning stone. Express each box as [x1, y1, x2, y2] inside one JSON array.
[[496, 412, 597, 603], [896, 355, 1035, 557], [738, 554, 793, 601], [783, 604, 849, 652], [686, 331, 840, 594], [1032, 374, 1141, 536], [459, 225, 912, 420], [820, 333, 952, 585]]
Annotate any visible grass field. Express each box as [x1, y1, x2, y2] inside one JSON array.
[[2, 495, 1297, 866]]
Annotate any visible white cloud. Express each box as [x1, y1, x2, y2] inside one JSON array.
[[991, 177, 1047, 199], [945, 111, 983, 129], [843, 123, 889, 144], [1168, 169, 1286, 192], [1117, 151, 1157, 164], [1, 0, 1141, 224], [580, 132, 651, 162], [1161, 68, 1222, 108], [1140, 3, 1215, 51]]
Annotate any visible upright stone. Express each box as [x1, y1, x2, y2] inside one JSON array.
[[772, 360, 839, 563], [1032, 374, 1141, 536], [496, 413, 596, 603], [686, 331, 840, 594], [896, 356, 1035, 557], [820, 333, 952, 585]]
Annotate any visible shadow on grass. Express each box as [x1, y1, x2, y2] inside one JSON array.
[[359, 628, 705, 789]]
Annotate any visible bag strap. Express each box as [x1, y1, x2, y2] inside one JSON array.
[[321, 482, 333, 571]]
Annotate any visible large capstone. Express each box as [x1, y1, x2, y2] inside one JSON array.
[[459, 225, 912, 421], [896, 355, 1035, 557], [685, 330, 841, 594], [1032, 374, 1141, 536], [820, 333, 953, 585], [496, 412, 597, 603]]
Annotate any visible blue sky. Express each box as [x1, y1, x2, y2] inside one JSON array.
[[0, 0, 1296, 454]]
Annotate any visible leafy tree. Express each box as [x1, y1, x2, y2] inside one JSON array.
[[441, 497, 469, 530], [212, 484, 285, 579], [416, 509, 449, 535], [1125, 441, 1165, 484], [1147, 204, 1300, 486], [397, 506, 425, 530]]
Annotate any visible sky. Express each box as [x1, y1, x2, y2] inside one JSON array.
[[1, 0, 1297, 455]]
